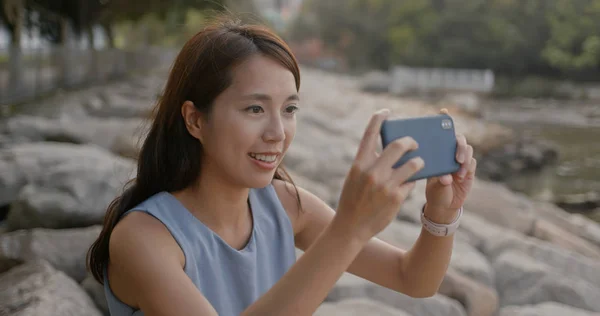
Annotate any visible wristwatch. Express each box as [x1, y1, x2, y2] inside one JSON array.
[[420, 204, 463, 237]]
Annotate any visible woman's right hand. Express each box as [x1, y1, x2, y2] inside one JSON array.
[[333, 109, 424, 242]]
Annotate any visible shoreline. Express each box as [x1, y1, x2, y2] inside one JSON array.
[[1, 65, 600, 315]]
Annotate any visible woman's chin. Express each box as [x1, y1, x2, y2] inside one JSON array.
[[244, 172, 277, 189]]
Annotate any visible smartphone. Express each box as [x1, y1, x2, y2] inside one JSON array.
[[380, 113, 460, 182]]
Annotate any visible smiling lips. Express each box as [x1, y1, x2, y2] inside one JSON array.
[[248, 152, 280, 170]]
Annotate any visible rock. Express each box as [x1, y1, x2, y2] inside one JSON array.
[[0, 226, 101, 282], [0, 133, 13, 149], [2, 115, 148, 157], [590, 208, 600, 223], [110, 131, 145, 160], [439, 268, 499, 316], [84, 91, 153, 119], [500, 302, 600, 316], [483, 231, 600, 288], [530, 219, 600, 260], [456, 211, 514, 251], [556, 191, 600, 213], [0, 203, 9, 222], [3, 115, 85, 144], [532, 201, 600, 248], [462, 179, 537, 235], [1, 142, 135, 230], [493, 251, 600, 313], [457, 210, 600, 289], [360, 71, 391, 94], [316, 298, 412, 316], [284, 116, 354, 195], [0, 260, 103, 316], [378, 220, 495, 288], [440, 93, 482, 117], [328, 273, 467, 316], [444, 201, 600, 291], [297, 66, 513, 163], [296, 248, 466, 316], [478, 138, 559, 180], [452, 185, 600, 260], [81, 273, 109, 315]]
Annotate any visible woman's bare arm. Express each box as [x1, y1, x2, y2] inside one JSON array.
[[241, 215, 367, 315], [109, 212, 219, 316], [111, 111, 424, 316], [111, 210, 369, 316]]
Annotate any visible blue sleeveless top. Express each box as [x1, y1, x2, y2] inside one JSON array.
[[103, 184, 297, 316]]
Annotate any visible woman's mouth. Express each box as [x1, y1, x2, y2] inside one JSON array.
[[248, 152, 279, 170]]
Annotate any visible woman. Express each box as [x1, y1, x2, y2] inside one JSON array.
[[87, 15, 477, 316]]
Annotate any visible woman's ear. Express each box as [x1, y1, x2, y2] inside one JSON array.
[[181, 101, 204, 142]]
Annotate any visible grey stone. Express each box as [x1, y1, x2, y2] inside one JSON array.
[[0, 260, 103, 316], [0, 226, 101, 282]]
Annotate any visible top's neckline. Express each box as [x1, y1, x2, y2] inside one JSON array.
[[160, 190, 257, 253]]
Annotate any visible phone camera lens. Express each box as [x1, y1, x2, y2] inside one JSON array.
[[441, 119, 452, 129]]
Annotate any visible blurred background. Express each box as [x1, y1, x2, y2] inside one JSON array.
[[0, 0, 599, 315]]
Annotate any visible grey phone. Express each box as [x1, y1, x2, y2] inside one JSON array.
[[380, 114, 460, 182]]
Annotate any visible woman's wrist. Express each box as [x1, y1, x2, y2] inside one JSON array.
[[422, 203, 461, 225], [329, 213, 373, 245]]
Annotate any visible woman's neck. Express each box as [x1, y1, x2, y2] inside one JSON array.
[[172, 167, 251, 232]]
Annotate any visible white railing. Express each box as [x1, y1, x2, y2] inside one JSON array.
[[390, 66, 495, 94]]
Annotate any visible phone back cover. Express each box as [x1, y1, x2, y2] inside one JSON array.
[[380, 114, 460, 181]]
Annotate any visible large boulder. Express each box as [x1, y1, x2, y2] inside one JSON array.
[[316, 298, 412, 316], [1, 115, 148, 156], [401, 179, 600, 260], [378, 220, 495, 289], [532, 200, 600, 248], [0, 226, 101, 282], [0, 142, 135, 230], [0, 260, 103, 316], [439, 268, 499, 316], [81, 273, 109, 315], [327, 273, 467, 316], [482, 231, 600, 288], [493, 251, 600, 313], [296, 249, 467, 316], [499, 302, 600, 316]]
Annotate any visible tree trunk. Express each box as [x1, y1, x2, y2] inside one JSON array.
[[87, 25, 98, 83], [102, 22, 115, 49], [7, 0, 24, 97], [59, 17, 70, 87]]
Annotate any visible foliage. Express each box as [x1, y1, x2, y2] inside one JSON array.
[[0, 0, 231, 46], [288, 0, 600, 79]]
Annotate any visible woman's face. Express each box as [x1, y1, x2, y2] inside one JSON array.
[[198, 54, 299, 188]]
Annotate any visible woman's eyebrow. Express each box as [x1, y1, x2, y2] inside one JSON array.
[[242, 93, 300, 102]]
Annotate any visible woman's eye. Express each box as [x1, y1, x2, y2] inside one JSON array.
[[246, 105, 263, 114], [285, 105, 299, 114]]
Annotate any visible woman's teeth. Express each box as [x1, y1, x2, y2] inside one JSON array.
[[249, 153, 277, 162]]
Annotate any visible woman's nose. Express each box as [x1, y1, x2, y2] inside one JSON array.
[[263, 115, 286, 142]]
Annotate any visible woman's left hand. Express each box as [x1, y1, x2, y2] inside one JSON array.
[[424, 109, 477, 224]]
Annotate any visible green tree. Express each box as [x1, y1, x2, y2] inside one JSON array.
[[288, 0, 600, 79], [542, 0, 600, 75]]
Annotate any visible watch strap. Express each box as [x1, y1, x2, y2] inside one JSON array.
[[420, 205, 463, 237]]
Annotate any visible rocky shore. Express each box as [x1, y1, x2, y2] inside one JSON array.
[[1, 65, 600, 316]]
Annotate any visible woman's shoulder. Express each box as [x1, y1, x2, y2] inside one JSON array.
[[271, 179, 331, 235], [108, 211, 186, 309], [271, 179, 303, 232], [110, 211, 186, 268]]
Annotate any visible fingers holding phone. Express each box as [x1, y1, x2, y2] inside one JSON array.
[[334, 110, 425, 241]]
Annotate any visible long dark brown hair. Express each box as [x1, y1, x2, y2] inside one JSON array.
[[87, 15, 302, 284]]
